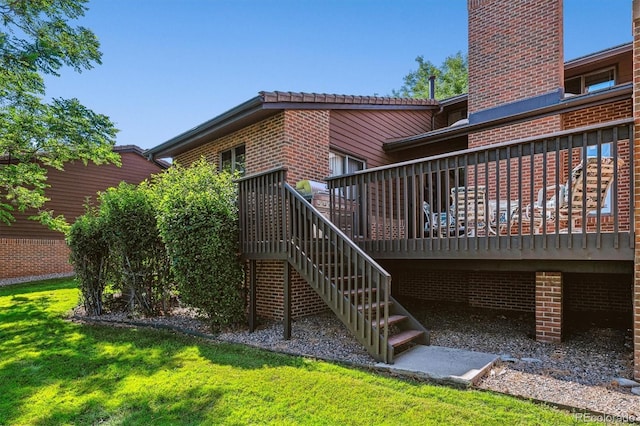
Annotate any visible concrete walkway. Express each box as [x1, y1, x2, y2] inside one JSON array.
[[375, 345, 498, 386]]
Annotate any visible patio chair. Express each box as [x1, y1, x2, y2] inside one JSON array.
[[557, 156, 621, 233], [423, 201, 457, 237], [519, 183, 567, 234], [520, 156, 621, 233], [450, 186, 493, 236]]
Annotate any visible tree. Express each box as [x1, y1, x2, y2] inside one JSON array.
[[393, 51, 468, 100], [0, 0, 119, 230]]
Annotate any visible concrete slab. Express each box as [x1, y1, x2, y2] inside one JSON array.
[[374, 345, 498, 386]]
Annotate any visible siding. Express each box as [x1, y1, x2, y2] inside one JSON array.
[[1, 152, 163, 240], [329, 110, 432, 168]]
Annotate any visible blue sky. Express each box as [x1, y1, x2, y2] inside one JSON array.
[[43, 0, 632, 150]]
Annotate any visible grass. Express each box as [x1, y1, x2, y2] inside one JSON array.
[[0, 279, 590, 425]]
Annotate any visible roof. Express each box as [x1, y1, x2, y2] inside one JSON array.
[[1, 144, 168, 169], [384, 83, 632, 152], [146, 91, 439, 159], [114, 144, 170, 168], [564, 42, 631, 70]]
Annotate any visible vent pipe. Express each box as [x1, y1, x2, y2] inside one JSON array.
[[428, 75, 436, 100]]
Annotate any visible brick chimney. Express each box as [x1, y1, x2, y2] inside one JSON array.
[[467, 0, 564, 148]]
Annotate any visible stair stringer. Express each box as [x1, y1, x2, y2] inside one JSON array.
[[287, 254, 393, 363]]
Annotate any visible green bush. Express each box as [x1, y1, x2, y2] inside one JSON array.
[[67, 206, 108, 315], [99, 182, 172, 315], [154, 159, 245, 330]]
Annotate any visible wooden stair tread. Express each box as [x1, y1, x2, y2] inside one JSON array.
[[334, 275, 365, 282], [388, 329, 424, 347], [374, 314, 406, 328], [357, 301, 389, 311], [342, 287, 376, 296]]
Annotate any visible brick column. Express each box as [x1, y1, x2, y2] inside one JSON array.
[[632, 0, 640, 380], [535, 272, 563, 343]]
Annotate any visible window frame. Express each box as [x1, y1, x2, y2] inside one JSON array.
[[564, 66, 616, 95], [220, 145, 246, 175], [329, 151, 366, 177]]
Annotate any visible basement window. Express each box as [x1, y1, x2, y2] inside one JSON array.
[[221, 145, 245, 175], [564, 67, 615, 95]]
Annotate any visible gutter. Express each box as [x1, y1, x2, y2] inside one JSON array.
[[145, 95, 264, 159], [384, 83, 632, 152]]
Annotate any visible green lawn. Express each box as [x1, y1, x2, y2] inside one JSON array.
[[0, 279, 587, 425]]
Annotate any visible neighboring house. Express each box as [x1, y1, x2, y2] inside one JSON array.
[[147, 0, 640, 379], [0, 145, 166, 284]]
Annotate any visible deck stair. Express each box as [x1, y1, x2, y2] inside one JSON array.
[[286, 186, 429, 363], [237, 167, 429, 364]]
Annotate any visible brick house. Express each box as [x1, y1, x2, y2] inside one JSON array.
[[148, 0, 640, 378], [0, 145, 166, 284]]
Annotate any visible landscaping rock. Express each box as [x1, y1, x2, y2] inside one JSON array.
[[499, 355, 518, 363], [612, 377, 640, 388]]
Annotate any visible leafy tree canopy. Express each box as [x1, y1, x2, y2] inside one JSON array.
[[393, 51, 468, 100], [0, 0, 119, 229]]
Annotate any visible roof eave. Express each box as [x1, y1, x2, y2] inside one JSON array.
[[384, 83, 633, 152], [145, 95, 264, 159]]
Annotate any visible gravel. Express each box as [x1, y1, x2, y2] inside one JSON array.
[[0, 272, 74, 287], [73, 301, 640, 419]]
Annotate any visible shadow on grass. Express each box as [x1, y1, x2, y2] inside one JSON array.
[[0, 278, 308, 425]]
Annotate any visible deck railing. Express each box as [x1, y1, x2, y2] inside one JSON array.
[[326, 119, 634, 261], [237, 167, 394, 362]]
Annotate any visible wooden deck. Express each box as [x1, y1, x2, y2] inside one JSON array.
[[324, 119, 634, 272]]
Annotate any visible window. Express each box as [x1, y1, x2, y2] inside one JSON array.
[[447, 108, 468, 126], [221, 145, 245, 175], [565, 67, 616, 95], [329, 151, 365, 177], [585, 143, 612, 214], [329, 151, 365, 201]]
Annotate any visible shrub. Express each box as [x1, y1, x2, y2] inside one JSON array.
[[99, 182, 172, 315], [154, 159, 245, 330], [67, 206, 109, 315]]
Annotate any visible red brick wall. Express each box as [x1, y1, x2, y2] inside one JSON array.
[[392, 264, 534, 312], [562, 99, 632, 129], [252, 260, 326, 320], [535, 272, 563, 343], [564, 273, 632, 314], [468, 271, 535, 312], [179, 110, 332, 320], [0, 238, 72, 281], [467, 0, 563, 115], [395, 269, 469, 303], [283, 110, 330, 184], [175, 113, 286, 173]]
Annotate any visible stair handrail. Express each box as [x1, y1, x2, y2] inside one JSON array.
[[237, 167, 393, 362], [285, 182, 392, 362]]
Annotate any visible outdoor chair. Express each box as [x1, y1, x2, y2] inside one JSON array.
[[518, 156, 621, 233], [518, 183, 567, 234], [423, 201, 458, 237], [450, 186, 493, 236], [558, 156, 621, 233]]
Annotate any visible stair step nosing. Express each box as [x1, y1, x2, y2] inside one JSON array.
[[387, 330, 424, 347]]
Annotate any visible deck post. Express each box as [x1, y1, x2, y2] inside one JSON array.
[[248, 260, 256, 333], [284, 261, 291, 339], [535, 271, 563, 343], [633, 0, 640, 381]]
